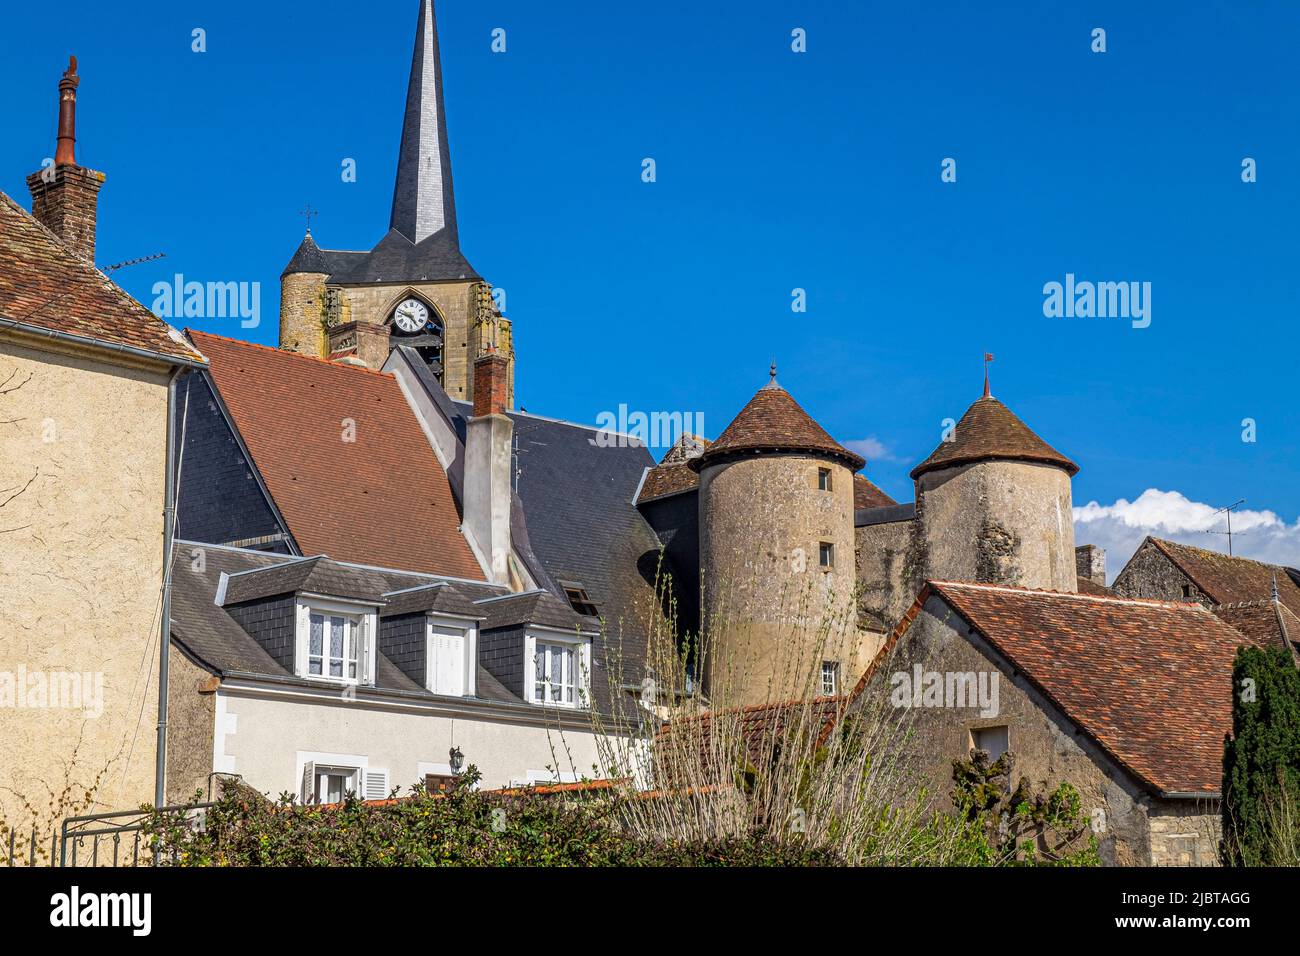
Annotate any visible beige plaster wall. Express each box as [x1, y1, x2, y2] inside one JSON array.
[[0, 337, 170, 826]]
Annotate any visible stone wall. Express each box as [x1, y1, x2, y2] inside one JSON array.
[[1111, 539, 1205, 604], [917, 459, 1076, 592], [699, 454, 870, 706], [278, 271, 327, 356], [854, 515, 922, 632], [853, 595, 1220, 865]]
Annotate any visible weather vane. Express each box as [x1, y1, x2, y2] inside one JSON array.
[[298, 203, 318, 234]]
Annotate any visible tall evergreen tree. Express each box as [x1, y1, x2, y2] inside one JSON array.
[[1221, 645, 1300, 865]]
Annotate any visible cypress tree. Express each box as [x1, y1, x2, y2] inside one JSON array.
[[1221, 645, 1300, 865]]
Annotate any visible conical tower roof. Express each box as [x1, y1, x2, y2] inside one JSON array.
[[281, 232, 333, 276], [911, 394, 1078, 480], [692, 371, 864, 472]]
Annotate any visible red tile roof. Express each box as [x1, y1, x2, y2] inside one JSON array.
[[692, 381, 865, 472], [911, 395, 1077, 480], [921, 582, 1250, 794], [0, 191, 203, 365], [853, 474, 897, 509], [1076, 577, 1113, 597], [1210, 600, 1298, 653], [188, 331, 483, 580], [1150, 537, 1300, 620]]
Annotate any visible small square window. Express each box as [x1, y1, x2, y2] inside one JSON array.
[[818, 542, 834, 568], [817, 467, 833, 492], [971, 725, 1009, 762], [820, 661, 840, 696], [1181, 585, 1192, 598]]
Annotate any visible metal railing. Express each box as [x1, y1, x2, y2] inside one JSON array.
[[56, 803, 216, 867]]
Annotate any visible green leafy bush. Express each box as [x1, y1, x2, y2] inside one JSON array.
[[143, 770, 843, 867]]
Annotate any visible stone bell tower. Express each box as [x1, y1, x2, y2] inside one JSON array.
[[278, 0, 515, 406]]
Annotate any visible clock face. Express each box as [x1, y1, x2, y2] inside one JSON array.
[[392, 298, 430, 334]]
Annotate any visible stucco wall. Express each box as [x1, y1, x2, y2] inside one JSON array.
[[213, 686, 615, 795], [0, 338, 170, 823], [856, 596, 1219, 865], [917, 460, 1076, 592], [699, 454, 870, 706]]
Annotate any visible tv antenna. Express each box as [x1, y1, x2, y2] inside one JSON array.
[[1205, 499, 1246, 556], [101, 251, 166, 273]]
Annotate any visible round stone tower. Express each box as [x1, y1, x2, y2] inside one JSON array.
[[912, 383, 1079, 592], [279, 232, 330, 357], [692, 368, 866, 706]]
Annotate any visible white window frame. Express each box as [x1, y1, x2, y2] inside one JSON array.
[[295, 751, 387, 805], [820, 661, 840, 696], [294, 597, 378, 686], [525, 627, 592, 709], [425, 615, 478, 698]]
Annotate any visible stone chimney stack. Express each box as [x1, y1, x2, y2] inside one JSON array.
[[463, 349, 512, 584], [1075, 544, 1106, 587], [27, 57, 105, 263]]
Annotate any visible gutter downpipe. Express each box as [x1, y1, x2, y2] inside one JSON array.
[[154, 366, 184, 807]]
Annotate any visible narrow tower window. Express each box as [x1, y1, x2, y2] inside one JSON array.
[[817, 467, 833, 492], [819, 542, 834, 568]]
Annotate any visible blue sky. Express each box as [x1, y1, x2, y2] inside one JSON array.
[[4, 0, 1298, 573]]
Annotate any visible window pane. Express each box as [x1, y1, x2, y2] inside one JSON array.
[[310, 614, 324, 655], [330, 617, 344, 658]]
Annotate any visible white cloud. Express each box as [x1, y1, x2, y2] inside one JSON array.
[[843, 437, 894, 462], [1073, 489, 1300, 583]]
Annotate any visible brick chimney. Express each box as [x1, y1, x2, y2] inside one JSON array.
[[463, 349, 513, 583], [26, 56, 105, 263]]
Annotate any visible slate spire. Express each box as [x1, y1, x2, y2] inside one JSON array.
[[390, 0, 459, 247]]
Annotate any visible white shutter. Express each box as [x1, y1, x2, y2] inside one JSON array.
[[430, 627, 465, 696], [294, 603, 310, 676], [363, 769, 390, 801], [300, 761, 316, 804], [359, 615, 372, 685]]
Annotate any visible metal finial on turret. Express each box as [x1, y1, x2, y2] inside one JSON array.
[[983, 352, 994, 398], [762, 360, 780, 390]]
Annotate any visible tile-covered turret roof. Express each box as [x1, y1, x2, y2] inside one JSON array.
[[691, 374, 865, 472], [911, 394, 1078, 480]]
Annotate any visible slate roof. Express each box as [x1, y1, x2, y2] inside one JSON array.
[[222, 555, 392, 606], [692, 378, 865, 472], [452, 402, 670, 681], [189, 331, 484, 580], [171, 542, 519, 705], [1149, 537, 1300, 620], [381, 582, 486, 619], [475, 590, 596, 633], [911, 394, 1078, 480], [920, 582, 1252, 795], [0, 190, 203, 365], [278, 0, 479, 285]]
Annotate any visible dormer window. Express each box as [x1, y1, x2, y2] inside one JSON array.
[[295, 598, 377, 686], [562, 584, 599, 617], [526, 629, 591, 708]]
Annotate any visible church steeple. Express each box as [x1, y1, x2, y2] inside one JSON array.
[[390, 0, 459, 248]]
